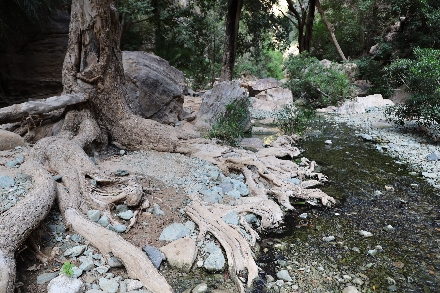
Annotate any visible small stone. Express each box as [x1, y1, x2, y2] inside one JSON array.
[[79, 257, 95, 271], [160, 238, 197, 272], [126, 279, 143, 291], [225, 190, 241, 199], [159, 223, 190, 241], [113, 169, 129, 176], [0, 175, 15, 189], [192, 283, 208, 293], [48, 275, 85, 293], [120, 150, 126, 155], [275, 280, 284, 287], [299, 213, 307, 219], [71, 267, 83, 278], [322, 236, 335, 242], [426, 152, 440, 161], [98, 216, 110, 227], [222, 211, 239, 225], [359, 230, 373, 237], [109, 224, 126, 233], [116, 204, 128, 212], [87, 210, 101, 222], [385, 185, 394, 191], [107, 256, 123, 268], [325, 140, 332, 145], [266, 275, 275, 282], [95, 266, 110, 274], [153, 203, 166, 216], [37, 272, 59, 284], [99, 277, 119, 293], [53, 175, 62, 181], [118, 210, 134, 220], [368, 249, 377, 256], [422, 172, 437, 178], [342, 286, 360, 293], [359, 134, 373, 141], [86, 290, 104, 293], [142, 246, 164, 269], [185, 221, 196, 231], [292, 284, 299, 290], [353, 278, 364, 285], [71, 234, 83, 243], [276, 270, 292, 282], [5, 160, 20, 168], [383, 225, 394, 232], [64, 245, 87, 257], [388, 285, 397, 292]]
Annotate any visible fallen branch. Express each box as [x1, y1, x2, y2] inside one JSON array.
[[0, 93, 85, 124]]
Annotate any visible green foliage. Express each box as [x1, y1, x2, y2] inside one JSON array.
[[234, 49, 284, 80], [284, 53, 354, 108], [61, 261, 74, 277], [355, 57, 393, 98], [386, 47, 440, 125], [273, 103, 316, 135], [207, 98, 251, 146]]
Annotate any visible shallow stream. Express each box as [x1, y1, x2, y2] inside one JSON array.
[[253, 119, 440, 292]]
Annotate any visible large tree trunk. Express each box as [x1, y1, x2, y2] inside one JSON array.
[[304, 0, 316, 53], [220, 0, 243, 81]]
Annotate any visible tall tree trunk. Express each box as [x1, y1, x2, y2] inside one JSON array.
[[316, 0, 347, 61], [220, 0, 243, 81], [304, 0, 316, 52]]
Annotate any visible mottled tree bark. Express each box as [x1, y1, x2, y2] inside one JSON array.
[[220, 0, 243, 81]]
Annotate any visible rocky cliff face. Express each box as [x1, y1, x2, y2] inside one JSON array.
[[0, 10, 70, 107]]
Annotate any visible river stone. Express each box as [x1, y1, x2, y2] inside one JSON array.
[[37, 272, 59, 284], [99, 278, 119, 293], [0, 129, 26, 151], [126, 279, 143, 291], [342, 286, 360, 293], [222, 211, 239, 225], [142, 245, 164, 269], [64, 245, 87, 257], [159, 223, 190, 241], [0, 175, 15, 189], [192, 283, 208, 293], [87, 210, 101, 222], [160, 238, 197, 272], [426, 152, 440, 161], [276, 270, 292, 282], [98, 215, 110, 227], [48, 275, 85, 293], [118, 210, 134, 220]]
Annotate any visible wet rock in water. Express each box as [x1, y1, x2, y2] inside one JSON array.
[[359, 230, 373, 237], [160, 238, 197, 272], [48, 275, 85, 293], [322, 236, 335, 242], [276, 270, 293, 282], [142, 245, 164, 269], [426, 152, 440, 161], [192, 283, 208, 293], [0, 175, 15, 189], [64, 245, 87, 257], [87, 210, 101, 222], [342, 286, 360, 293], [99, 277, 119, 293], [37, 272, 59, 284], [159, 223, 190, 241], [153, 203, 166, 216], [222, 210, 239, 225]]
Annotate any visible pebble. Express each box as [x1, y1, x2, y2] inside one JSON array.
[[159, 223, 190, 241], [426, 152, 440, 161], [322, 236, 335, 242], [87, 210, 101, 222], [142, 246, 164, 269], [276, 270, 293, 282], [126, 279, 143, 291], [47, 275, 85, 293], [107, 256, 123, 268], [325, 140, 332, 145], [222, 210, 239, 225], [64, 245, 87, 257], [0, 175, 15, 189], [37, 272, 59, 284], [79, 257, 95, 271], [299, 213, 308, 219], [192, 283, 208, 293], [152, 203, 166, 216], [383, 225, 394, 232], [99, 277, 119, 293], [342, 286, 360, 293], [359, 230, 373, 237], [98, 216, 110, 227]]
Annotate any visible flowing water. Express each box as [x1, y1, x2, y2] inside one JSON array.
[[253, 119, 440, 293]]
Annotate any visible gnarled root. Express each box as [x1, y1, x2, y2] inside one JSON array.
[[185, 204, 258, 293], [0, 160, 56, 293]]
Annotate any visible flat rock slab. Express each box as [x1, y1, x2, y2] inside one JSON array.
[[160, 238, 197, 272]]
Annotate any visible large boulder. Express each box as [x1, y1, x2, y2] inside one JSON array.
[[122, 51, 187, 125], [247, 78, 280, 97], [194, 81, 250, 131]]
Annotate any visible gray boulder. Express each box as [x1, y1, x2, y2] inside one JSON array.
[[122, 51, 187, 125], [194, 81, 250, 131]]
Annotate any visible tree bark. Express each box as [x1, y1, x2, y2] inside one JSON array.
[[316, 0, 347, 61], [304, 0, 316, 52], [220, 0, 244, 81]]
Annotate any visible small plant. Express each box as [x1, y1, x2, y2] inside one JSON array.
[[207, 98, 251, 146], [283, 53, 355, 108], [273, 103, 316, 135], [386, 47, 440, 126], [61, 261, 74, 277], [355, 57, 394, 99]]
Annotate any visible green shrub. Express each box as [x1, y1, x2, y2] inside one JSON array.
[[385, 47, 440, 125], [273, 103, 316, 135], [355, 57, 394, 99], [207, 98, 251, 146], [61, 261, 74, 277], [234, 49, 284, 80], [284, 53, 354, 108]]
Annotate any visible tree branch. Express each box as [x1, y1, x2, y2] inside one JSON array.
[[0, 93, 85, 124]]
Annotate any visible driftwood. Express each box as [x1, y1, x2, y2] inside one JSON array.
[[0, 94, 85, 124]]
